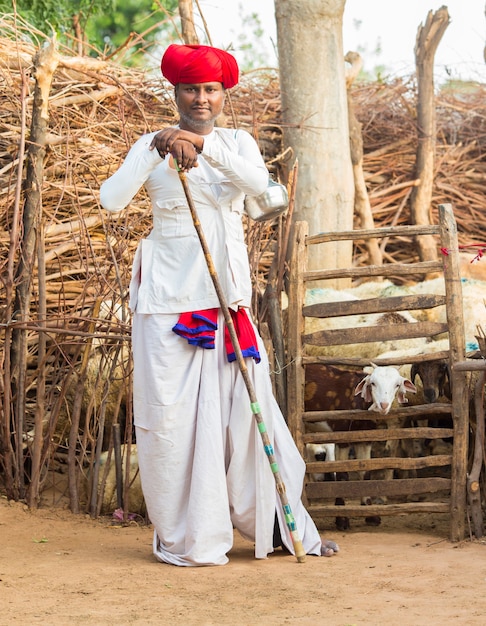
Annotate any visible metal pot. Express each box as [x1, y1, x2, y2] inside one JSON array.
[[244, 179, 289, 221]]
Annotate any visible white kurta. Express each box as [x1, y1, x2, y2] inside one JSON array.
[[100, 126, 323, 565], [100, 128, 269, 313], [133, 311, 322, 565]]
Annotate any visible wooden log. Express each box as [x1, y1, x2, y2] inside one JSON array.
[[303, 293, 446, 319], [303, 351, 451, 367], [306, 224, 440, 244], [345, 50, 383, 266], [304, 404, 452, 423], [58, 56, 108, 72], [304, 320, 448, 346], [439, 203, 468, 542], [304, 260, 443, 282], [45, 215, 102, 236], [27, 217, 47, 509], [467, 370, 485, 538], [306, 454, 452, 474], [49, 86, 121, 108], [286, 221, 308, 458], [303, 427, 454, 444], [454, 360, 486, 372], [10, 37, 60, 500], [306, 477, 451, 499], [307, 501, 450, 517], [262, 256, 287, 415], [113, 423, 123, 511], [412, 7, 450, 262], [370, 179, 421, 199]]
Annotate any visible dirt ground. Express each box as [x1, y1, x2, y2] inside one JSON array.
[[2, 497, 486, 626]]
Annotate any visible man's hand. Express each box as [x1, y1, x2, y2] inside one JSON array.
[[149, 129, 203, 171]]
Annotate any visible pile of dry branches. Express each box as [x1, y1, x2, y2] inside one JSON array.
[[0, 16, 484, 510], [353, 79, 486, 247]]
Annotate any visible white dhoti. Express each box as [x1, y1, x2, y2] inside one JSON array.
[[133, 311, 322, 566]]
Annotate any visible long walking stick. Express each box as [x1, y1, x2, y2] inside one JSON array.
[[177, 167, 306, 563]]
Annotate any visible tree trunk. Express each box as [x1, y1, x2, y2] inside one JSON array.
[[411, 7, 449, 262], [345, 51, 382, 266], [275, 0, 354, 278], [178, 0, 199, 45]]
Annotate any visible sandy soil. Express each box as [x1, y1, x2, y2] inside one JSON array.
[[2, 497, 486, 626]]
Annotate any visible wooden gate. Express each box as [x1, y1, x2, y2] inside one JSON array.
[[286, 203, 470, 541]]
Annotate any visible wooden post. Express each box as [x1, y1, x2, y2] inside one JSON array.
[[113, 423, 123, 511], [345, 51, 382, 267], [286, 221, 308, 458], [467, 370, 485, 538], [11, 38, 59, 499], [439, 203, 468, 542], [412, 7, 449, 262], [263, 255, 288, 416]]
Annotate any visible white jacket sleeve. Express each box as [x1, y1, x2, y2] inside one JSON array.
[[100, 132, 162, 212], [202, 129, 269, 196]]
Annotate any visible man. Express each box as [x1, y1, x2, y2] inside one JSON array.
[[100, 43, 338, 566]]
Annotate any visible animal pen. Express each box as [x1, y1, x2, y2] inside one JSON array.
[[286, 203, 485, 542]]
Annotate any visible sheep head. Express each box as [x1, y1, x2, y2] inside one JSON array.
[[354, 363, 417, 415], [411, 359, 451, 403]]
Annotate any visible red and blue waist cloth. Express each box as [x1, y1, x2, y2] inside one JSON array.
[[172, 307, 261, 363]]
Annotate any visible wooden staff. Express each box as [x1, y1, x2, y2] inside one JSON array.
[[177, 167, 306, 563]]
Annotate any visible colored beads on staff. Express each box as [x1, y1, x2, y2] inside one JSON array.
[[251, 401, 261, 414], [264, 443, 274, 456], [283, 504, 297, 531]]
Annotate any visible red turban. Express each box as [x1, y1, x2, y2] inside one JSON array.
[[161, 44, 239, 89]]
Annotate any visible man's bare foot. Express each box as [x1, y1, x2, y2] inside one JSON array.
[[321, 539, 340, 556]]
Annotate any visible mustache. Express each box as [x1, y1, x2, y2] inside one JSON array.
[[179, 110, 218, 129]]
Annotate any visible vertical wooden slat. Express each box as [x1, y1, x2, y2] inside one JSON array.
[[286, 222, 308, 458], [439, 203, 468, 542]]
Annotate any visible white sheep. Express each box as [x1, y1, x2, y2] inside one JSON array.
[[299, 276, 486, 359], [406, 277, 486, 351], [304, 310, 428, 360], [82, 445, 145, 516], [300, 284, 431, 360], [365, 344, 453, 470], [305, 363, 416, 529], [354, 363, 417, 414], [354, 362, 417, 482], [305, 442, 336, 482], [377, 338, 452, 401]]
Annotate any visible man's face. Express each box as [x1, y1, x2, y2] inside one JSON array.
[[175, 82, 225, 132]]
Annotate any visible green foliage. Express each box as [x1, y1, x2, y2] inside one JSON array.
[[85, 0, 179, 57], [0, 0, 178, 60], [0, 0, 114, 36], [1, 0, 273, 70]]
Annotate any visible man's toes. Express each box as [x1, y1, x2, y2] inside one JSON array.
[[314, 538, 340, 556], [321, 539, 339, 555]]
